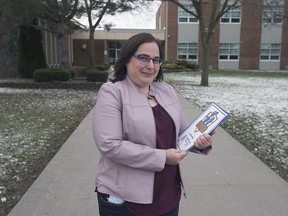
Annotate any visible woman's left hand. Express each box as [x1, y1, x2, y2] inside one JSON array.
[[194, 133, 214, 150]]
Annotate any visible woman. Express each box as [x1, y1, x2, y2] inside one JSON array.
[[92, 33, 213, 216]]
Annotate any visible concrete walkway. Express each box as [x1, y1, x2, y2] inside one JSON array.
[[8, 94, 288, 216]]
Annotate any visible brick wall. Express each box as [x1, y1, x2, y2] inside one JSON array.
[[167, 2, 178, 60], [239, 0, 263, 69], [73, 39, 106, 66]]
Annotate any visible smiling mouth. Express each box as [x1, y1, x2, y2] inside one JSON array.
[[141, 71, 155, 76]]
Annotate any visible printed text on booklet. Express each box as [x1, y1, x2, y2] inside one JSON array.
[[177, 102, 230, 151]]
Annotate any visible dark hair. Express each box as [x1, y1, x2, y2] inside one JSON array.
[[111, 32, 164, 83]]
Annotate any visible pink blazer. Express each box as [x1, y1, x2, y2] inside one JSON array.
[[92, 76, 188, 204]]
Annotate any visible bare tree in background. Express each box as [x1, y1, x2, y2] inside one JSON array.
[[164, 0, 241, 86], [82, 0, 151, 67]]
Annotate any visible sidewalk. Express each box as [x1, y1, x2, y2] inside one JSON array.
[[8, 94, 288, 216]]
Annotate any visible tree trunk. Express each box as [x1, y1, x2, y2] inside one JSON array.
[[200, 45, 210, 86], [89, 28, 96, 67], [57, 21, 70, 70]]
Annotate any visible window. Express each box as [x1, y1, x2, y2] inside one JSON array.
[[219, 43, 240, 60], [262, 6, 284, 24], [177, 43, 198, 60], [108, 41, 123, 64], [221, 7, 241, 23], [178, 5, 198, 23], [260, 43, 281, 60]]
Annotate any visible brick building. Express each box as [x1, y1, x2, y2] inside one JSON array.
[[156, 0, 288, 70], [71, 29, 165, 66], [44, 0, 288, 71]]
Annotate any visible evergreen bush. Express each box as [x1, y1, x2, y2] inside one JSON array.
[[95, 63, 110, 71], [86, 69, 108, 82], [163, 60, 200, 71], [163, 62, 186, 70], [33, 68, 71, 82], [187, 62, 201, 71], [176, 60, 189, 67]]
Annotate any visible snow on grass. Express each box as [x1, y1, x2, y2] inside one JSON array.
[[0, 88, 97, 213], [0, 73, 287, 213], [165, 72, 288, 181]]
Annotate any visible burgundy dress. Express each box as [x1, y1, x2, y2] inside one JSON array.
[[125, 104, 181, 216]]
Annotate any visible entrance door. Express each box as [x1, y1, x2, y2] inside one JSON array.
[[108, 41, 123, 64]]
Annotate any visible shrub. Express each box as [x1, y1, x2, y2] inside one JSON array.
[[176, 60, 189, 67], [95, 63, 110, 71], [70, 70, 76, 79], [86, 69, 108, 82], [33, 69, 53, 82], [187, 62, 201, 71], [71, 66, 87, 77], [163, 60, 176, 65], [33, 68, 71, 82], [53, 70, 72, 81], [163, 63, 186, 70], [163, 60, 200, 71]]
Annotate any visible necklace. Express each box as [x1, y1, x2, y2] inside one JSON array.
[[147, 94, 154, 100]]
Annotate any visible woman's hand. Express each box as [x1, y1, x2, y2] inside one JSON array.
[[166, 149, 188, 165], [194, 133, 214, 150]]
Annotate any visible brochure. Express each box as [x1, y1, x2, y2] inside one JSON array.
[[177, 102, 230, 151]]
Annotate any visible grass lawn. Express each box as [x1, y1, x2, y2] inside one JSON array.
[[165, 69, 288, 183], [0, 88, 97, 216], [1, 69, 287, 215]]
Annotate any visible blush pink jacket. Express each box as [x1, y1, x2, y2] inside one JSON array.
[[92, 76, 188, 204]]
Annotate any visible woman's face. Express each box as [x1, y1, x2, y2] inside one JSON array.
[[126, 42, 161, 92]]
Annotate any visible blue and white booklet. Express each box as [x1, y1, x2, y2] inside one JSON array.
[[177, 102, 230, 151]]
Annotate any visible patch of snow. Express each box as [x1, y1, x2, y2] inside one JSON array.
[[165, 73, 288, 178], [0, 88, 97, 200]]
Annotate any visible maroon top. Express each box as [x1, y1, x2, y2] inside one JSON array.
[[126, 104, 181, 216]]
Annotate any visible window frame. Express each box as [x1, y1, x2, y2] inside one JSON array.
[[262, 6, 284, 24], [177, 42, 198, 60], [260, 43, 281, 61], [220, 7, 241, 24], [219, 43, 240, 61], [178, 4, 198, 23]]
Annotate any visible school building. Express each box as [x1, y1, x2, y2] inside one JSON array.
[[44, 0, 288, 71]]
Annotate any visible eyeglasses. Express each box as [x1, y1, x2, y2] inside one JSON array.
[[133, 54, 163, 66]]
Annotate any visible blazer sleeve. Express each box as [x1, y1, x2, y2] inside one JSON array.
[[92, 83, 166, 172]]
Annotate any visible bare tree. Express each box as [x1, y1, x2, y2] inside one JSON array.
[[82, 0, 151, 67], [83, 0, 112, 67], [163, 0, 242, 86]]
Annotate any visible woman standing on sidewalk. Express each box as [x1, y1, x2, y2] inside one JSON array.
[[92, 32, 213, 216]]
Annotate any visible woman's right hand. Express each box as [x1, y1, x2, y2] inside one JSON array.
[[166, 149, 188, 165]]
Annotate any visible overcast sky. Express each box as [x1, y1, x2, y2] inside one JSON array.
[[78, 1, 161, 29]]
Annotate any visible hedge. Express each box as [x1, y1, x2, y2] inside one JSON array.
[[33, 68, 71, 82], [86, 69, 108, 82]]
